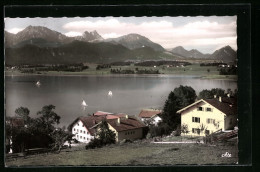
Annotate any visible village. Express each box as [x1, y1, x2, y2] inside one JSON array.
[[5, 86, 238, 165]]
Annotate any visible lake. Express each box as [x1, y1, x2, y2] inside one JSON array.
[[5, 75, 237, 127]]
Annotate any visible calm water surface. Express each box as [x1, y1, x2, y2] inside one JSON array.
[[5, 75, 237, 127]]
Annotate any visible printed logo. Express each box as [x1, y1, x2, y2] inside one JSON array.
[[221, 152, 231, 157]]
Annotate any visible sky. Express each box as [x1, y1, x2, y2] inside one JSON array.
[[4, 16, 237, 54]]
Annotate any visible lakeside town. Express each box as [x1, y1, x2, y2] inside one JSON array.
[[5, 86, 238, 166], [4, 16, 238, 166]]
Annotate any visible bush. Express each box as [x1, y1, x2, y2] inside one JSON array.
[[85, 138, 102, 149]]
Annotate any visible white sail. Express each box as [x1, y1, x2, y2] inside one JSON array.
[[36, 81, 41, 86], [81, 100, 88, 107], [108, 91, 113, 97]]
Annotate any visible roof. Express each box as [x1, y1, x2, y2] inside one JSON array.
[[94, 111, 113, 116], [177, 97, 237, 116], [204, 97, 237, 116], [69, 113, 146, 135], [107, 117, 147, 132], [138, 109, 162, 118], [68, 115, 105, 135]]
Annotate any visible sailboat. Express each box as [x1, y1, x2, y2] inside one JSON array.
[[108, 91, 113, 97], [36, 80, 41, 87], [81, 100, 88, 107]]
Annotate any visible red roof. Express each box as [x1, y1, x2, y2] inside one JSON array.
[[69, 114, 146, 135], [68, 116, 105, 135], [94, 111, 113, 116], [205, 97, 237, 116], [138, 109, 162, 118], [107, 117, 146, 132]]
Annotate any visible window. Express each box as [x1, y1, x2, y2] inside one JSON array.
[[77, 129, 79, 132], [80, 136, 82, 139], [206, 107, 212, 112], [205, 130, 210, 135], [83, 137, 85, 140], [192, 128, 200, 134], [80, 130, 82, 133], [77, 123, 79, 126], [82, 124, 84, 127], [192, 117, 200, 123], [197, 107, 203, 111], [206, 118, 215, 124], [74, 128, 75, 131], [83, 131, 85, 134]]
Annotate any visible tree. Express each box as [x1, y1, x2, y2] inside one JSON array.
[[198, 89, 214, 99], [15, 107, 31, 124], [97, 120, 116, 145], [86, 120, 116, 149], [181, 124, 189, 136], [50, 128, 74, 153], [36, 105, 60, 134], [198, 88, 225, 99], [211, 88, 225, 97], [160, 85, 197, 131]]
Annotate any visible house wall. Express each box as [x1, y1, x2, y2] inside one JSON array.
[[108, 124, 143, 142], [72, 120, 94, 143], [181, 101, 225, 136], [152, 116, 162, 125], [224, 115, 237, 130]]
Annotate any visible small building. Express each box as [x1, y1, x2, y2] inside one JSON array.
[[68, 116, 104, 143], [138, 109, 162, 126], [69, 111, 147, 143], [177, 97, 237, 136]]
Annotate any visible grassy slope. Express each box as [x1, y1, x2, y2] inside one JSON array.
[[6, 140, 238, 166]]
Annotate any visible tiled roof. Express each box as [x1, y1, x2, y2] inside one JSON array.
[[177, 97, 237, 116], [138, 109, 162, 118], [94, 111, 113, 116], [68, 115, 105, 135], [205, 97, 237, 116], [108, 117, 147, 132]]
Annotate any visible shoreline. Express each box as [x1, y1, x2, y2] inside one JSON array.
[[5, 72, 237, 81]]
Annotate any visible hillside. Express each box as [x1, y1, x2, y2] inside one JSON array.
[[5, 41, 178, 65]]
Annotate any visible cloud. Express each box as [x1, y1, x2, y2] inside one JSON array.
[[7, 28, 24, 34], [61, 17, 237, 53], [65, 31, 82, 37], [102, 33, 123, 39]]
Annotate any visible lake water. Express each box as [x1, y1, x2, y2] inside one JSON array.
[[5, 75, 237, 127]]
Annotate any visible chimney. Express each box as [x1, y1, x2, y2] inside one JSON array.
[[214, 95, 217, 98], [117, 118, 120, 124], [219, 96, 222, 102]]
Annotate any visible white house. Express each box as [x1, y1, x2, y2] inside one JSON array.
[[69, 111, 147, 143], [138, 109, 162, 126], [177, 97, 237, 136]]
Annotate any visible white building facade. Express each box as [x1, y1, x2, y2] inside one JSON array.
[[71, 120, 94, 143]]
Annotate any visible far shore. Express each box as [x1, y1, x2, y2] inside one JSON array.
[[5, 71, 237, 81]]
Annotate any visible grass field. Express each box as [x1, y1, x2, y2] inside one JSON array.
[[5, 64, 237, 80], [5, 140, 238, 166]]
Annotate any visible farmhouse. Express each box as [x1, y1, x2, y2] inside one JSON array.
[[138, 109, 162, 126], [177, 96, 237, 136], [69, 111, 147, 143]]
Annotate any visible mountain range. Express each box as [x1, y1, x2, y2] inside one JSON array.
[[5, 26, 237, 65]]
